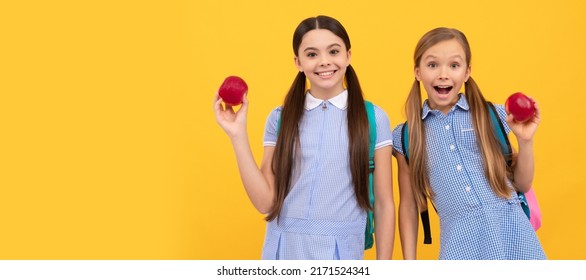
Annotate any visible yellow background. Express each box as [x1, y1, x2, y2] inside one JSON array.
[[1, 0, 584, 260]]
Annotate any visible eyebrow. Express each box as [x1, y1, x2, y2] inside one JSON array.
[[423, 54, 464, 60], [303, 43, 342, 52]]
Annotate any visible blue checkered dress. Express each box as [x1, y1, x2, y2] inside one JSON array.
[[261, 90, 392, 260], [392, 94, 546, 260]]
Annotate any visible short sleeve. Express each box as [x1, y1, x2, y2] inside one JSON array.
[[373, 104, 393, 150], [391, 122, 406, 156], [263, 106, 282, 147]]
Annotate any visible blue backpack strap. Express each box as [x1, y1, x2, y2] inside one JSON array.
[[487, 102, 530, 219], [364, 100, 376, 250], [401, 121, 409, 164], [487, 102, 512, 164]]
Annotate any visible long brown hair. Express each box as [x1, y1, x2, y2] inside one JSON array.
[[267, 15, 371, 221], [406, 27, 514, 211]]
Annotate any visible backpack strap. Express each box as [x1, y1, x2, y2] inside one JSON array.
[[365, 101, 376, 185], [400, 121, 409, 164], [400, 121, 433, 244], [487, 102, 531, 218], [487, 102, 513, 165], [364, 100, 377, 250]]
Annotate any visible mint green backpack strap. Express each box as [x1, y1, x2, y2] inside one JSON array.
[[365, 100, 376, 195], [364, 100, 376, 250]]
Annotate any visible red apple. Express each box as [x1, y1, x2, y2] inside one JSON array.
[[218, 76, 248, 106], [505, 92, 535, 122]]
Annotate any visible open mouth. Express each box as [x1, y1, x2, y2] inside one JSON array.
[[434, 85, 453, 95]]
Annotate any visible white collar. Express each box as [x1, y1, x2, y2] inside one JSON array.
[[304, 90, 348, 111]]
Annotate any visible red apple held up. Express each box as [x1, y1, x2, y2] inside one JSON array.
[[505, 92, 535, 122], [218, 76, 248, 106]]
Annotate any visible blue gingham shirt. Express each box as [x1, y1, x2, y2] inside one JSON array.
[[392, 94, 545, 260], [261, 90, 392, 260]]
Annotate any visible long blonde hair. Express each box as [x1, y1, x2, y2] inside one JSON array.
[[406, 27, 515, 211]]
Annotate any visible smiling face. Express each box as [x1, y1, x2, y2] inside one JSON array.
[[415, 38, 471, 114], [294, 29, 350, 99]]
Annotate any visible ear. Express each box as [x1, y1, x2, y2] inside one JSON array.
[[414, 66, 421, 82], [465, 65, 471, 82], [347, 49, 352, 65], [294, 56, 303, 72]]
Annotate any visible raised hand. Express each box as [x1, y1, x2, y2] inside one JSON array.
[[213, 91, 249, 140], [506, 97, 540, 143]]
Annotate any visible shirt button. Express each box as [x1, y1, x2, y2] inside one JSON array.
[[445, 125, 450, 130], [465, 186, 471, 192], [456, 165, 462, 171], [450, 144, 455, 150]]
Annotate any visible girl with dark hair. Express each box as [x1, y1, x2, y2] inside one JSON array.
[[214, 15, 395, 260], [392, 27, 545, 259]]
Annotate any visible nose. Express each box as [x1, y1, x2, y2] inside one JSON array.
[[439, 66, 449, 80], [319, 56, 331, 66]]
